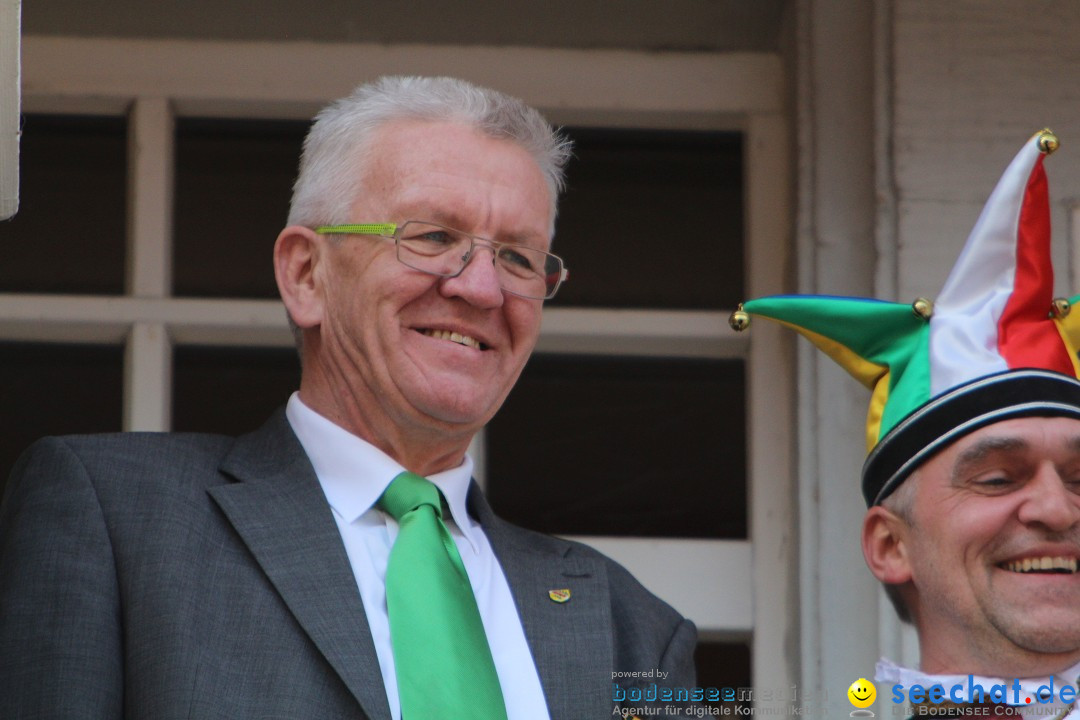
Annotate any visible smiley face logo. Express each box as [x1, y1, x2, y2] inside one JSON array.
[[847, 678, 876, 709]]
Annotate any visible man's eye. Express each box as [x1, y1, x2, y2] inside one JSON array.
[[498, 247, 537, 273], [972, 475, 1014, 490], [410, 230, 456, 245]]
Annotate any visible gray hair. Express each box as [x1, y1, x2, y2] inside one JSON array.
[[287, 75, 573, 232]]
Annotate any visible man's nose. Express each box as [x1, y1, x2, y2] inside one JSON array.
[[1017, 464, 1080, 532], [438, 244, 505, 308]]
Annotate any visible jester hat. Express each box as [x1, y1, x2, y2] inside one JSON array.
[[731, 129, 1080, 506]]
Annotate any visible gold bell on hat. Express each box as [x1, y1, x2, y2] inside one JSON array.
[[911, 297, 934, 320], [729, 303, 750, 332], [1037, 129, 1059, 155]]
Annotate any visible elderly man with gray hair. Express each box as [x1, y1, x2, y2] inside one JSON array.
[[0, 76, 697, 720]]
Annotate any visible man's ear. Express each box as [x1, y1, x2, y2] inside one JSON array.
[[274, 225, 325, 329], [862, 505, 913, 585]]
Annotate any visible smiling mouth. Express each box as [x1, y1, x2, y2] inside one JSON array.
[[1000, 556, 1079, 574], [419, 328, 486, 350]]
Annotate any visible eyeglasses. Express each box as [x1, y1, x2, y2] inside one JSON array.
[[314, 220, 568, 300]]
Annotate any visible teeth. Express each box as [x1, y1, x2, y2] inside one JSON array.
[[1003, 556, 1079, 573], [422, 329, 481, 349]]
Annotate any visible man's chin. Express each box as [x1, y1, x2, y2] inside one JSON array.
[[995, 611, 1080, 657], [410, 392, 501, 431]]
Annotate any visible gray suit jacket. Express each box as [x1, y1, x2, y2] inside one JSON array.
[[0, 410, 697, 719]]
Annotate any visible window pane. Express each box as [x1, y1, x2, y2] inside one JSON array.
[[173, 118, 308, 299], [172, 345, 300, 435], [0, 342, 123, 497], [0, 115, 126, 294], [612, 641, 749, 710], [552, 128, 743, 310], [696, 641, 751, 711], [485, 354, 746, 539]]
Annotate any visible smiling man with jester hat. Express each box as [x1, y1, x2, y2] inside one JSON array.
[[734, 130, 1080, 718]]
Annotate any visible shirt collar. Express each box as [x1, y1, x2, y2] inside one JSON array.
[[875, 656, 1080, 708], [285, 392, 482, 553]]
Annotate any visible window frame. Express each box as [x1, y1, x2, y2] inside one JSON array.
[[10, 34, 794, 699]]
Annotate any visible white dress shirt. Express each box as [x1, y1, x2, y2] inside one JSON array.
[[286, 393, 550, 720], [876, 656, 1080, 718]]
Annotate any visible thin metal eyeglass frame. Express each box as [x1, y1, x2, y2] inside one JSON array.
[[314, 221, 568, 300]]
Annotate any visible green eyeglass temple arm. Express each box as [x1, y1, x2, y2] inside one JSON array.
[[315, 224, 397, 236]]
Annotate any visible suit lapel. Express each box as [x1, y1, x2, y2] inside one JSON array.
[[470, 487, 613, 719], [209, 422, 613, 719], [208, 412, 391, 720]]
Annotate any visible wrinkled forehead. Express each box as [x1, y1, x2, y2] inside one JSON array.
[[355, 119, 554, 232]]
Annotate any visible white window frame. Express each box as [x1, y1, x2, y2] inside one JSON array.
[[8, 35, 794, 703]]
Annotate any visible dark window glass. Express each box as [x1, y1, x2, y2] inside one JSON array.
[[485, 354, 746, 539], [0, 342, 123, 497], [172, 345, 300, 435], [696, 641, 751, 711], [0, 115, 126, 294], [552, 128, 743, 310], [173, 118, 308, 299]]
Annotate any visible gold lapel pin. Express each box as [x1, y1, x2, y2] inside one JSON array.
[[548, 588, 571, 603]]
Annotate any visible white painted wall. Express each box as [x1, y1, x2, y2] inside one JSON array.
[[801, 0, 1080, 713], [796, 1, 885, 714], [893, 0, 1080, 298]]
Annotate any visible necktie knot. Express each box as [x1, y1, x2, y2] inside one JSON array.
[[378, 471, 442, 521]]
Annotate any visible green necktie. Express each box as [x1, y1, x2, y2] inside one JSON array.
[[378, 471, 508, 719]]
